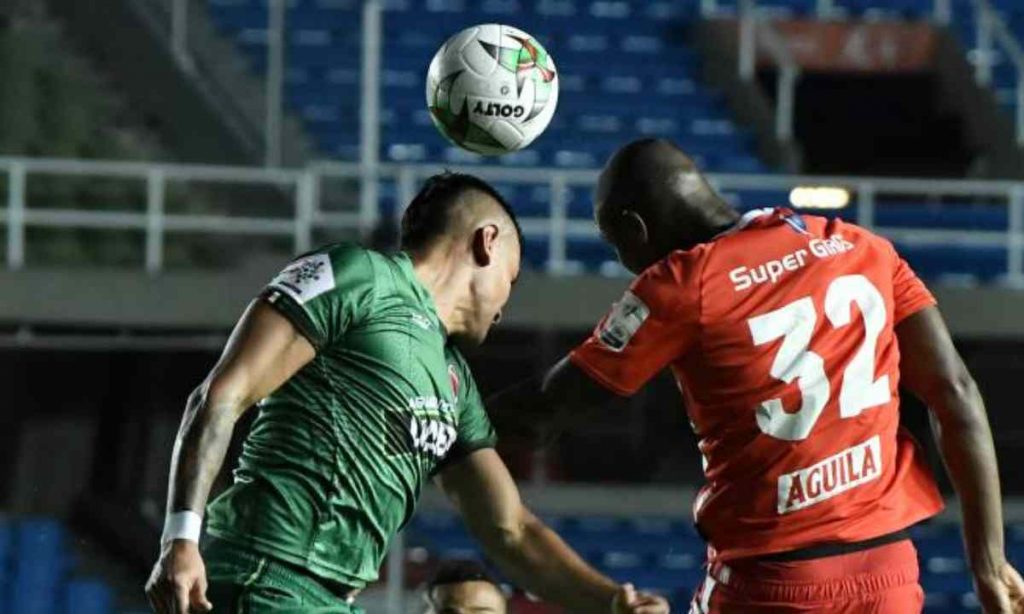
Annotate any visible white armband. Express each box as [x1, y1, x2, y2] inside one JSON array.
[[161, 510, 203, 545]]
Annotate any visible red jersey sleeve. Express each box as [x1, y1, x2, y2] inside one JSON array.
[[570, 251, 703, 396], [890, 245, 936, 324]]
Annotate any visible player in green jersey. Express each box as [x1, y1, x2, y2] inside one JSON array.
[[145, 172, 670, 614]]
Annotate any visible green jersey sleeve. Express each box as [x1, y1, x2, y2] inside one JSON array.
[[439, 354, 497, 471], [261, 244, 376, 350]]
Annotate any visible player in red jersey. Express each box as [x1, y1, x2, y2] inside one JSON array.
[[489, 138, 1024, 613]]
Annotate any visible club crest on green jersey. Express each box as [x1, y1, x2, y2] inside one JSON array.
[[448, 364, 460, 397]]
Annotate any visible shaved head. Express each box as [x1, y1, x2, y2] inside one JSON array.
[[401, 172, 522, 255], [444, 191, 519, 252], [595, 138, 738, 273]]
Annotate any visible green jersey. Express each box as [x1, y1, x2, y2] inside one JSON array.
[[205, 244, 497, 587]]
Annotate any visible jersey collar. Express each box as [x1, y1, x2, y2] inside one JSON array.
[[715, 207, 806, 239]]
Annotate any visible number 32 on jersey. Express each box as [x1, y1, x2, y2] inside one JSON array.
[[748, 275, 891, 441]]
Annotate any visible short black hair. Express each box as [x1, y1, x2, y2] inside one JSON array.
[[427, 560, 501, 591], [399, 172, 523, 252]]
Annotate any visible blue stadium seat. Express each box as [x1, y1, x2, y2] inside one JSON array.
[[565, 236, 610, 272], [895, 243, 1007, 281], [11, 520, 69, 614], [522, 236, 551, 270], [715, 155, 773, 174], [603, 567, 702, 595], [14, 520, 65, 562], [875, 203, 1009, 231], [63, 580, 113, 614]]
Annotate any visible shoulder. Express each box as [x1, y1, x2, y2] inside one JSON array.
[[446, 347, 476, 384], [269, 243, 379, 305], [624, 245, 710, 321], [815, 216, 897, 258], [634, 244, 711, 294]]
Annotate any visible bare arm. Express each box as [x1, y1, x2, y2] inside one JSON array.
[[897, 306, 1023, 611], [146, 300, 314, 614], [486, 357, 618, 446], [168, 300, 315, 516], [437, 449, 667, 614]]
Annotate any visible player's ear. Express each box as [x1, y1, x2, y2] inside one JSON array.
[[472, 224, 499, 267]]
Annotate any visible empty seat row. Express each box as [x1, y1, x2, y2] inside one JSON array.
[[407, 513, 1024, 601], [206, 0, 772, 175], [0, 518, 114, 614], [708, 0, 948, 15]]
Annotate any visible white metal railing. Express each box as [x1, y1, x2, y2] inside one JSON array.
[[2, 156, 1024, 285], [973, 0, 1024, 146], [738, 0, 801, 142]]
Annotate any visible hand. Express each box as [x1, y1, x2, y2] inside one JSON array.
[[612, 583, 671, 614], [145, 540, 213, 614], [974, 560, 1024, 613]]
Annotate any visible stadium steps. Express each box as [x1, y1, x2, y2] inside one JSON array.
[[691, 18, 804, 173], [0, 3, 229, 268], [704, 0, 1024, 178], [48, 0, 314, 167]]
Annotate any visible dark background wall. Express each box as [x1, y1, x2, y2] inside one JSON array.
[[3, 330, 1023, 518]]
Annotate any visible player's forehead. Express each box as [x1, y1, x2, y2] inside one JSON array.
[[432, 581, 505, 612]]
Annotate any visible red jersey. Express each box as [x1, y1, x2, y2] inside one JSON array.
[[571, 208, 944, 561]]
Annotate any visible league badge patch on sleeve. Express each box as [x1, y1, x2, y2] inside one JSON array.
[[269, 253, 335, 305], [597, 290, 650, 352]]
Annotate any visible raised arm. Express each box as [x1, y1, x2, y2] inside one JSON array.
[[896, 306, 1024, 612], [486, 357, 618, 446], [146, 300, 315, 614], [437, 448, 669, 614]]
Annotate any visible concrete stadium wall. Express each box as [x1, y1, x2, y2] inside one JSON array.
[[0, 265, 1022, 339]]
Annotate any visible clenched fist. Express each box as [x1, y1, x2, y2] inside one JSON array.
[[145, 540, 213, 614], [613, 582, 671, 614]]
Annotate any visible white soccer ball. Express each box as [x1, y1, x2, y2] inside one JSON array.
[[426, 24, 559, 155]]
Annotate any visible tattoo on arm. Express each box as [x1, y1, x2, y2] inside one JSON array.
[[167, 389, 246, 514]]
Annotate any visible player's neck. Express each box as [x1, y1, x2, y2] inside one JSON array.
[[410, 250, 472, 336], [686, 206, 742, 246]]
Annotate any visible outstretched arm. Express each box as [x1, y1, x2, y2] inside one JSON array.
[[486, 357, 619, 446], [146, 300, 315, 614], [489, 259, 700, 446], [897, 306, 1024, 612], [437, 448, 668, 614]]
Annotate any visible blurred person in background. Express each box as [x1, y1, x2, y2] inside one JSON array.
[[489, 138, 1024, 613], [424, 560, 507, 614], [143, 172, 669, 614]]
